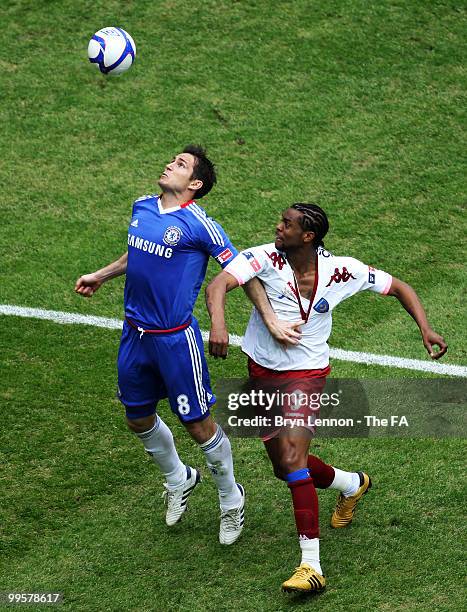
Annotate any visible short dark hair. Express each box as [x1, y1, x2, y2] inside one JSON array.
[[183, 144, 217, 199], [291, 203, 329, 248]]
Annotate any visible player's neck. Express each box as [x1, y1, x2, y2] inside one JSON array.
[[159, 191, 193, 210], [286, 248, 317, 275]]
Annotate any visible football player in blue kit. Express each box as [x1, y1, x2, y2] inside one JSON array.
[[75, 145, 245, 544]]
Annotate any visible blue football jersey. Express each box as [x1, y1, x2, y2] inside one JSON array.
[[124, 195, 237, 329]]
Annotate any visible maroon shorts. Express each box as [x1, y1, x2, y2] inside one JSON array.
[[247, 358, 330, 440]]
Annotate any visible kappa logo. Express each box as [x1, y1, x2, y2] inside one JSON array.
[[313, 297, 329, 313], [267, 251, 286, 270], [326, 266, 356, 287], [130, 218, 139, 228], [163, 226, 182, 246]]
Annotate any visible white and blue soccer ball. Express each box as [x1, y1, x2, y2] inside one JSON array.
[[88, 27, 136, 76]]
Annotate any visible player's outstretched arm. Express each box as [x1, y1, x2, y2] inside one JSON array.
[[75, 252, 128, 298], [205, 270, 240, 359], [243, 278, 303, 346], [386, 276, 448, 359]]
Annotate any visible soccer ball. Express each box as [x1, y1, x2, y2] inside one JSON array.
[[88, 27, 136, 76]]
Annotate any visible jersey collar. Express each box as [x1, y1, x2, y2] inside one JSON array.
[[180, 199, 195, 208], [157, 196, 195, 215], [290, 251, 319, 323]]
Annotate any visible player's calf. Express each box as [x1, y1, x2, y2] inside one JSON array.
[[198, 424, 245, 544]]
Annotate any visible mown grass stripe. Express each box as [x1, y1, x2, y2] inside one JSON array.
[[1, 304, 464, 377]]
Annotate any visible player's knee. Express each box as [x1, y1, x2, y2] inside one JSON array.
[[278, 448, 305, 475], [268, 451, 296, 480], [126, 414, 157, 433], [184, 415, 217, 444]]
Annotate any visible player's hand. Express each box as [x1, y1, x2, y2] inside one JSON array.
[[422, 328, 447, 359], [74, 273, 103, 298], [265, 318, 304, 347], [209, 325, 229, 359]]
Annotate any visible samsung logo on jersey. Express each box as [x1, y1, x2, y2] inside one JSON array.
[[128, 234, 173, 258]]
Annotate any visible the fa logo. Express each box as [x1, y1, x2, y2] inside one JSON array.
[[163, 226, 182, 246]]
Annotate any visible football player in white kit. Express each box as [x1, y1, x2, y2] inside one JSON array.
[[206, 203, 447, 593]]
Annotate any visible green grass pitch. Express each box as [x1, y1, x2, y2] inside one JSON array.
[[0, 1, 465, 610]]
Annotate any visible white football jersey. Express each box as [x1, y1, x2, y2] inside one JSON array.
[[225, 244, 392, 370]]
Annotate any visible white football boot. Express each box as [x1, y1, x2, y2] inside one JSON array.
[[162, 466, 201, 526], [219, 483, 245, 545]]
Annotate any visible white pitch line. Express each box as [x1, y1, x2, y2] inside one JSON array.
[[1, 304, 465, 378]]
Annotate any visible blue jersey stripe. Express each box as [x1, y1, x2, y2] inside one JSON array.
[[190, 204, 224, 246], [192, 204, 224, 245], [189, 206, 221, 245]]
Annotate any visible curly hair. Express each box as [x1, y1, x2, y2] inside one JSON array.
[[291, 203, 329, 248]]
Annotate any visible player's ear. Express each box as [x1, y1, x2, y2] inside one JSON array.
[[189, 178, 203, 193], [303, 231, 315, 244]]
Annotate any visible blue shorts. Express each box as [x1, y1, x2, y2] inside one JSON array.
[[117, 318, 216, 422]]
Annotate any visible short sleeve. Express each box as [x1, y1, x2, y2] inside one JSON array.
[[224, 247, 269, 286], [366, 264, 393, 294], [192, 207, 238, 268], [343, 258, 393, 295]]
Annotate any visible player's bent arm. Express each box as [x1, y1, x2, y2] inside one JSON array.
[[386, 276, 447, 359], [205, 270, 240, 358], [75, 252, 128, 298], [242, 278, 302, 346]]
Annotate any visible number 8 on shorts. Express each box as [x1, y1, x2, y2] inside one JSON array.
[[177, 394, 191, 416]]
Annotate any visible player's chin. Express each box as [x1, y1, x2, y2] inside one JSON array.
[[275, 238, 284, 250]]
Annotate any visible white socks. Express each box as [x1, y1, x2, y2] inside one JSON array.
[[329, 468, 360, 497], [299, 537, 322, 575], [136, 416, 186, 490], [199, 426, 242, 511], [136, 420, 241, 510]]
